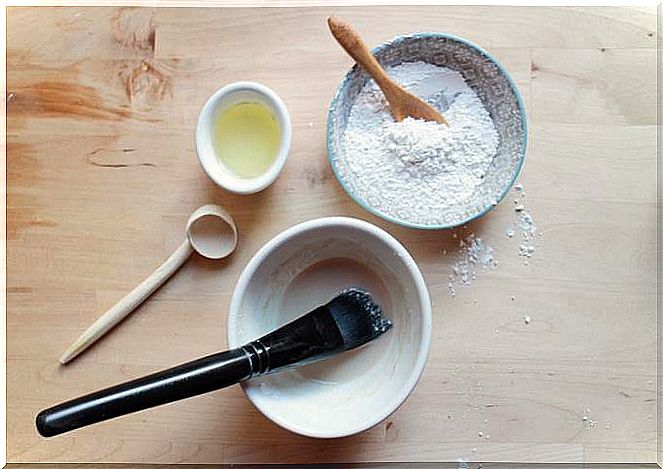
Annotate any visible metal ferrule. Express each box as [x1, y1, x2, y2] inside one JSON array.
[[241, 340, 271, 377]]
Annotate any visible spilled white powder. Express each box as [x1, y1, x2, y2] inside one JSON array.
[[336, 62, 499, 226], [504, 183, 538, 265], [446, 184, 540, 296], [448, 231, 497, 296]]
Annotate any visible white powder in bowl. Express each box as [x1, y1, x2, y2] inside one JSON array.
[[334, 61, 499, 226]]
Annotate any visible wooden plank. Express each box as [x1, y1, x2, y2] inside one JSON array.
[[7, 7, 157, 61], [530, 48, 656, 125], [154, 6, 657, 56], [6, 5, 658, 465]]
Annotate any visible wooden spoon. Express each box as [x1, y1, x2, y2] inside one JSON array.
[[59, 204, 238, 365], [328, 16, 448, 126]]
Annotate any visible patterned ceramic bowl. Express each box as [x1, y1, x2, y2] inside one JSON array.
[[327, 33, 527, 229]]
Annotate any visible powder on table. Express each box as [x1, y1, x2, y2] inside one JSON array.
[[335, 61, 499, 226], [447, 232, 497, 296]]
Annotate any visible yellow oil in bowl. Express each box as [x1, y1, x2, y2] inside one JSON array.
[[213, 102, 280, 179]]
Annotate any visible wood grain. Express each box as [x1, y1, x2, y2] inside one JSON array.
[[6, 5, 657, 465]]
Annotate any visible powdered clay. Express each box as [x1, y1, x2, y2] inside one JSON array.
[[334, 61, 499, 226]]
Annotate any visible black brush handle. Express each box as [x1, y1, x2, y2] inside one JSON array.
[[37, 304, 346, 437], [36, 348, 252, 437]]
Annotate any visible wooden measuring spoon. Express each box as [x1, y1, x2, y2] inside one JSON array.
[[59, 204, 238, 365], [328, 16, 448, 126]]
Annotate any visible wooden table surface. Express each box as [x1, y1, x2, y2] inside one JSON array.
[[7, 5, 658, 465]]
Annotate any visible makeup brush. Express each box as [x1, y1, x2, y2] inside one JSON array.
[[36, 289, 392, 437]]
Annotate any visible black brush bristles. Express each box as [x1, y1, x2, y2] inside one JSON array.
[[254, 288, 393, 374], [325, 288, 393, 351]]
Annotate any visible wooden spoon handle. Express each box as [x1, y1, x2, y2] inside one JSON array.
[[327, 16, 397, 94], [59, 239, 194, 364]]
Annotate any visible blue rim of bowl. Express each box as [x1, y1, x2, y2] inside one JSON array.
[[326, 32, 529, 230]]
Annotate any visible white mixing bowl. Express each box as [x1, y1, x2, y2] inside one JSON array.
[[228, 217, 431, 438]]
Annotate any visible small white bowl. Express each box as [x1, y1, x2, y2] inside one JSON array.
[[196, 82, 292, 194], [228, 217, 431, 438]]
